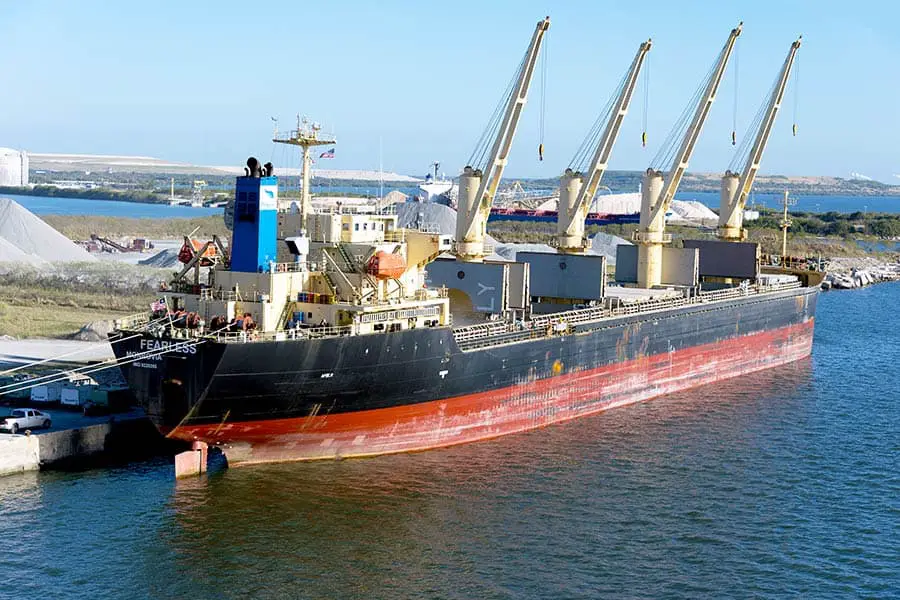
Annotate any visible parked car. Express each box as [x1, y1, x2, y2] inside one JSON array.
[[0, 408, 52, 434]]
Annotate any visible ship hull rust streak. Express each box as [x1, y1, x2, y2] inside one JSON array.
[[174, 319, 813, 464]]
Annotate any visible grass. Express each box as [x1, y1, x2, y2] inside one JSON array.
[[0, 264, 163, 339], [41, 214, 228, 240], [487, 220, 898, 260], [0, 302, 135, 339], [0, 283, 153, 313]]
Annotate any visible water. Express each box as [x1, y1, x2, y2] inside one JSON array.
[[5, 188, 900, 220], [0, 285, 898, 598], [677, 191, 900, 214], [2, 193, 223, 218]]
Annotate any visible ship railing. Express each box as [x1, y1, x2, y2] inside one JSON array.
[[383, 230, 407, 243], [113, 312, 152, 331], [451, 278, 804, 350], [210, 324, 355, 343], [268, 262, 306, 274], [698, 280, 800, 303], [414, 287, 449, 300]]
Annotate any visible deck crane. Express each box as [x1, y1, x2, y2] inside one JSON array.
[[635, 23, 742, 288], [455, 16, 551, 262], [557, 39, 652, 252], [718, 36, 802, 241]]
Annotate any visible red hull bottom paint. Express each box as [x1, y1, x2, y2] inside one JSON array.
[[169, 319, 814, 465]]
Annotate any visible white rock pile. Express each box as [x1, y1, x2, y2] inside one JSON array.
[[822, 257, 900, 290], [0, 197, 96, 265]]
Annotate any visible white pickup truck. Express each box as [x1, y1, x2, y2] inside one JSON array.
[[0, 408, 52, 434]]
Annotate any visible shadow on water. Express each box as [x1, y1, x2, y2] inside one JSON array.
[[148, 361, 817, 599]]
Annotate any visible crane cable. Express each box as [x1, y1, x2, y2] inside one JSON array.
[[732, 37, 740, 146], [538, 34, 549, 161], [641, 53, 650, 148], [792, 52, 800, 136], [0, 336, 211, 399], [0, 321, 238, 398], [467, 55, 523, 171], [0, 313, 173, 378]]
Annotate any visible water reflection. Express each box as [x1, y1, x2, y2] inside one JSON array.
[[155, 360, 813, 599]]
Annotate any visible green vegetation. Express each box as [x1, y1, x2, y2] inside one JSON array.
[[0, 263, 165, 338], [487, 211, 900, 260], [41, 214, 228, 240], [752, 210, 900, 238], [0, 302, 135, 339], [0, 185, 167, 204]]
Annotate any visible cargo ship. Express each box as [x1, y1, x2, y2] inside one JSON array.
[[111, 19, 816, 468]]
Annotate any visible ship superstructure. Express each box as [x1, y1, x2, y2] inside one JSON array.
[[165, 154, 452, 341]]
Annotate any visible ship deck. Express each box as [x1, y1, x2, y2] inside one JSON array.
[[113, 279, 807, 353]]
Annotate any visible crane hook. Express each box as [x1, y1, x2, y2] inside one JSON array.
[[538, 143, 544, 161], [642, 131, 647, 148]]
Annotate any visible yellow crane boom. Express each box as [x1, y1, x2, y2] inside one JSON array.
[[635, 22, 743, 288], [455, 17, 551, 262], [557, 39, 652, 252], [718, 36, 802, 241]]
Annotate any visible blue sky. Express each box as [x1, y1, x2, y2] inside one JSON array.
[[1, 1, 898, 181]]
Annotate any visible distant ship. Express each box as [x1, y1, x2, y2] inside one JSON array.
[[417, 162, 454, 204]]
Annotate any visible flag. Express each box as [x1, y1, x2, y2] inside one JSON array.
[[151, 299, 166, 312], [319, 148, 335, 159]]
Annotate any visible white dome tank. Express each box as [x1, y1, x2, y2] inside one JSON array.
[[0, 148, 28, 187]]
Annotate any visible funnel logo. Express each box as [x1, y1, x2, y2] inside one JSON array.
[[259, 185, 278, 210]]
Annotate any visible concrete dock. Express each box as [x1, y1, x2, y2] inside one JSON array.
[[0, 411, 173, 476]]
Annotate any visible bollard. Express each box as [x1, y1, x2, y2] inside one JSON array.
[[174, 441, 208, 478]]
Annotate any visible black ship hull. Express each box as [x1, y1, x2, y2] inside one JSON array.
[[113, 285, 817, 465]]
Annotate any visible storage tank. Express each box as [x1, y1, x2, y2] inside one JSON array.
[[0, 148, 28, 187]]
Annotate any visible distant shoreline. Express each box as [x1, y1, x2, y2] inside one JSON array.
[[0, 185, 165, 205]]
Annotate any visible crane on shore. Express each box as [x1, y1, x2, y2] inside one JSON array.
[[556, 39, 652, 253], [455, 16, 551, 262], [718, 36, 802, 241], [634, 22, 743, 288]]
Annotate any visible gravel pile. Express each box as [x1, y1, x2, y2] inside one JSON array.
[[492, 233, 631, 265], [589, 232, 632, 263], [395, 202, 497, 245], [0, 197, 96, 263], [0, 235, 45, 266], [139, 248, 181, 268], [541, 192, 720, 225], [668, 199, 719, 223]]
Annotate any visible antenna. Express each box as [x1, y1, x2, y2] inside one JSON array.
[[779, 190, 798, 267]]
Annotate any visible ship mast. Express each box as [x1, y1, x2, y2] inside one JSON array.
[[273, 116, 336, 231]]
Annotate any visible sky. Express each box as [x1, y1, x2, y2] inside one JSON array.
[[1, 1, 898, 181]]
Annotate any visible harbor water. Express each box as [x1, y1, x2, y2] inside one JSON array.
[[0, 284, 897, 598], [4, 189, 899, 220]]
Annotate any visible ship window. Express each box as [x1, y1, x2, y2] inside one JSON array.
[[342, 223, 349, 231], [237, 191, 256, 222], [374, 323, 384, 331], [307, 312, 312, 319], [354, 224, 359, 231], [363, 223, 368, 230]]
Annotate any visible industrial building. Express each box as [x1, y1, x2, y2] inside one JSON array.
[[0, 148, 29, 187]]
